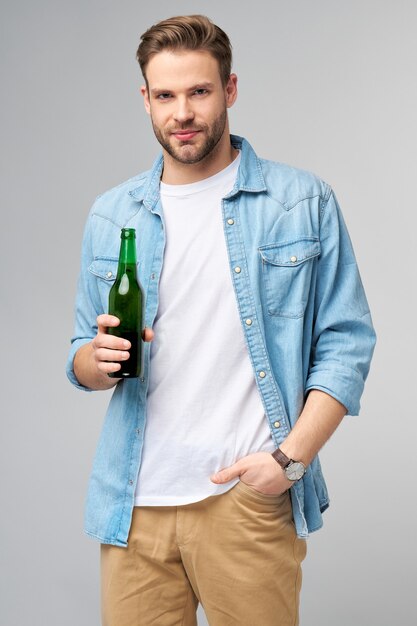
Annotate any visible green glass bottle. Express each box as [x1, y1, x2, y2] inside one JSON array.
[[107, 228, 143, 378]]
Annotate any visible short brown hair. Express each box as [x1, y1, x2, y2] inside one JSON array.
[[136, 15, 233, 86]]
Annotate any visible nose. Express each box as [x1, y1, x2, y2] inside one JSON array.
[[173, 96, 195, 124]]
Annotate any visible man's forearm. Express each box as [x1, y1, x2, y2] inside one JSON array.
[[279, 389, 347, 466], [74, 343, 119, 391]]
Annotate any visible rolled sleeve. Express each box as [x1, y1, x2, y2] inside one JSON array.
[[305, 190, 376, 415]]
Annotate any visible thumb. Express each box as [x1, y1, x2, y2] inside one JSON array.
[[211, 461, 242, 484], [97, 314, 120, 334], [142, 327, 154, 342]]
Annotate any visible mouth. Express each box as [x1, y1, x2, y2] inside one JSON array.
[[172, 130, 201, 141]]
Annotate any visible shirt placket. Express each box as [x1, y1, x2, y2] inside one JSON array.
[[221, 194, 292, 446]]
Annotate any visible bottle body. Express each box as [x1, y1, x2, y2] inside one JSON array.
[[108, 229, 143, 378]]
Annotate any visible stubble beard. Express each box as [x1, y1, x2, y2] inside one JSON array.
[[151, 109, 227, 165]]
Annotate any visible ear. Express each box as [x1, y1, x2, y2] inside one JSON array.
[[141, 84, 151, 115], [225, 73, 238, 108]]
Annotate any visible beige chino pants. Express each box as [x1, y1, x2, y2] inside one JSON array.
[[101, 481, 307, 626]]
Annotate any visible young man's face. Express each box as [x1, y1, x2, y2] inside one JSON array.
[[142, 49, 237, 165]]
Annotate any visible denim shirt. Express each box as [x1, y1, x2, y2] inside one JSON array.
[[67, 135, 376, 545]]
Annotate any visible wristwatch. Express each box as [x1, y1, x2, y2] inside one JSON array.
[[271, 448, 306, 482]]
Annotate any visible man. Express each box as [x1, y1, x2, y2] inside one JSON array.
[[67, 14, 376, 626]]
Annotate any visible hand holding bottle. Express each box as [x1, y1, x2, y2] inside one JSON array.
[[92, 314, 154, 377], [94, 314, 130, 377], [73, 315, 154, 390]]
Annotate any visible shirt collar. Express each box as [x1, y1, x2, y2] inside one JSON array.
[[128, 134, 266, 209]]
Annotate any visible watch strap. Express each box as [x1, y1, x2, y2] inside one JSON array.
[[271, 447, 292, 469]]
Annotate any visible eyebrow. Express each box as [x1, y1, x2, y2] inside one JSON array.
[[150, 82, 215, 95]]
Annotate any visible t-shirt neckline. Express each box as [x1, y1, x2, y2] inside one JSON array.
[[160, 151, 241, 197]]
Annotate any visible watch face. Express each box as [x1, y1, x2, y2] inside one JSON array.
[[285, 462, 305, 481]]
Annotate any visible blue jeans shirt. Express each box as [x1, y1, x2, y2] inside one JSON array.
[[67, 135, 376, 545]]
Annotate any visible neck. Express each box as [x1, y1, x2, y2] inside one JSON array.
[[161, 131, 238, 185]]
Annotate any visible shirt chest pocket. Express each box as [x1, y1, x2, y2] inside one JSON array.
[[259, 237, 321, 318], [88, 257, 118, 310]]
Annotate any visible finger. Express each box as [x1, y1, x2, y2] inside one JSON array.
[[142, 327, 154, 342], [97, 360, 123, 375], [97, 314, 120, 334], [211, 462, 242, 484], [95, 348, 131, 364], [93, 333, 131, 350]]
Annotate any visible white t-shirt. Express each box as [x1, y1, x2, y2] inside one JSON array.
[[134, 153, 275, 506]]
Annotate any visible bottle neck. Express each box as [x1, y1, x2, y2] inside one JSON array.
[[116, 237, 137, 278]]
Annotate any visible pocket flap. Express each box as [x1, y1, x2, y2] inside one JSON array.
[[259, 237, 320, 267], [88, 257, 119, 280]]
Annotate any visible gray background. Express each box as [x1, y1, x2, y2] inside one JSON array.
[[1, 0, 416, 624]]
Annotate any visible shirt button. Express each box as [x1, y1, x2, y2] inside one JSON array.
[[245, 318, 252, 326], [129, 480, 134, 485], [227, 218, 235, 225], [234, 266, 241, 274], [274, 421, 280, 428], [259, 371, 266, 378], [290, 256, 297, 263], [107, 271, 113, 278]]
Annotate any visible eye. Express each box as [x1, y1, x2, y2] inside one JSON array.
[[193, 88, 208, 96], [156, 93, 172, 100]]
